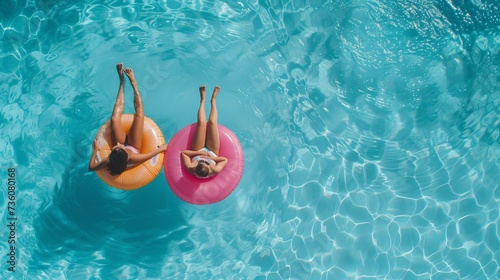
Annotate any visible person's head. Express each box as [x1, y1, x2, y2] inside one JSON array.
[[195, 162, 210, 178], [107, 147, 128, 175]]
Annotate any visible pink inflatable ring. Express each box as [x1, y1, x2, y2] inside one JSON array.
[[164, 124, 244, 204]]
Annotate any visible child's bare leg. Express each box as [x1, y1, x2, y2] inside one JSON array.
[[191, 86, 207, 151], [125, 68, 144, 149], [205, 86, 220, 155], [110, 63, 127, 146]]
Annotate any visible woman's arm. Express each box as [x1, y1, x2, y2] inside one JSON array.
[[128, 144, 167, 166], [181, 150, 198, 171], [88, 140, 109, 171], [211, 156, 228, 174], [181, 149, 207, 157]]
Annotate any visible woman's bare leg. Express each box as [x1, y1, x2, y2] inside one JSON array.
[[206, 86, 220, 155], [190, 86, 207, 151], [125, 68, 144, 149], [110, 63, 127, 146]]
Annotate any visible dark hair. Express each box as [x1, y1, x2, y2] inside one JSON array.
[[195, 163, 210, 178], [108, 148, 128, 175]]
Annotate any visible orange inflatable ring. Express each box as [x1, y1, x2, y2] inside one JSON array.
[[92, 114, 165, 190]]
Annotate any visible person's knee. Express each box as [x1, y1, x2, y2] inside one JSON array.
[[208, 119, 217, 126], [134, 105, 144, 114], [197, 120, 207, 126], [111, 115, 121, 123]]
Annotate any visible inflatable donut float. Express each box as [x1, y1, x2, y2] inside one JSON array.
[[92, 114, 165, 190], [164, 123, 244, 204]]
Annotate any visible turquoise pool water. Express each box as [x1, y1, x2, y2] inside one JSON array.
[[1, 0, 500, 279]]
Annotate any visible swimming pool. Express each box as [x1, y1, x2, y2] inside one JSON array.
[[1, 0, 499, 279]]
